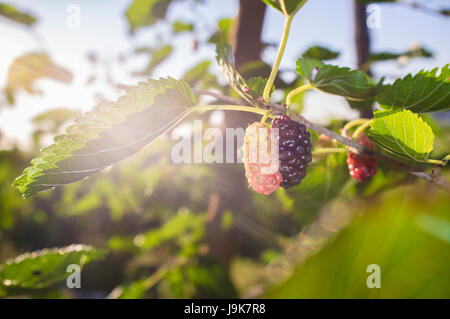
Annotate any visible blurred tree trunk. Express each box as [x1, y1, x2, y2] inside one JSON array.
[[354, 1, 374, 119], [233, 0, 267, 68], [205, 0, 268, 267]]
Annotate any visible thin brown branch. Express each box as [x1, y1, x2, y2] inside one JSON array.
[[411, 168, 450, 192], [194, 90, 450, 192], [193, 89, 250, 106]]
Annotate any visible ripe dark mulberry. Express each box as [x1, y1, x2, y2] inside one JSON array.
[[243, 122, 282, 195], [271, 115, 312, 189], [347, 133, 377, 182]]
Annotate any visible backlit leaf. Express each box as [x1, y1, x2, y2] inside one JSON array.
[[13, 77, 196, 198], [0, 3, 36, 26], [368, 109, 435, 163]]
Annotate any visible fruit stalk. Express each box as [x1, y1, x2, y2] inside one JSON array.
[[263, 15, 292, 103]]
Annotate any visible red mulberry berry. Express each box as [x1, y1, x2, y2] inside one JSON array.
[[243, 122, 282, 195], [271, 115, 312, 189], [347, 133, 377, 182]]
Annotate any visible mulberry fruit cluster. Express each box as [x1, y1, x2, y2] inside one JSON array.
[[243, 116, 312, 194], [243, 122, 282, 195], [346, 133, 377, 182], [271, 116, 312, 189]]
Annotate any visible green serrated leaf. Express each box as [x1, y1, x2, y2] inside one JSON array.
[[261, 0, 307, 16], [368, 109, 435, 163], [126, 0, 173, 33], [13, 77, 195, 198], [377, 65, 450, 113], [302, 45, 339, 61], [216, 43, 266, 108], [296, 58, 381, 100], [0, 244, 104, 290]]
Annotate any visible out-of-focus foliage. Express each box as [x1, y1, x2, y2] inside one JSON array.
[[172, 21, 193, 33], [0, 3, 36, 26], [266, 183, 450, 298], [301, 45, 339, 61], [369, 45, 432, 65], [208, 18, 233, 44], [369, 109, 435, 164], [134, 45, 174, 76], [377, 65, 450, 113], [4, 53, 72, 105]]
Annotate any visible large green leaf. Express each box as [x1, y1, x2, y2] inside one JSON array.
[[296, 58, 381, 100], [13, 77, 196, 198], [0, 3, 36, 26], [109, 211, 204, 251], [368, 109, 435, 163], [376, 65, 450, 113], [126, 0, 173, 33], [216, 43, 266, 108], [261, 0, 307, 16], [0, 245, 104, 290]]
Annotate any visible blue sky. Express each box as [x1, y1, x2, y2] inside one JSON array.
[[0, 0, 449, 147]]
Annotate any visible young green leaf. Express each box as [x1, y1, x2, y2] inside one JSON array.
[[13, 77, 196, 198], [216, 43, 266, 108], [0, 245, 104, 289], [376, 65, 450, 113], [261, 0, 307, 16], [296, 58, 381, 100], [368, 109, 435, 163]]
